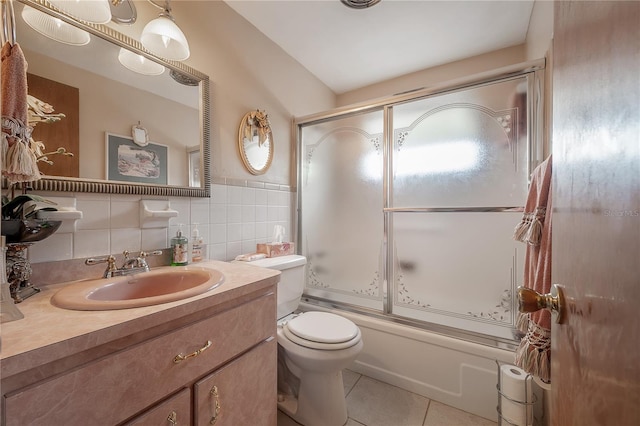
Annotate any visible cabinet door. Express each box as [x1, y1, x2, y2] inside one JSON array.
[[194, 339, 277, 426], [125, 388, 191, 426], [3, 294, 275, 426]]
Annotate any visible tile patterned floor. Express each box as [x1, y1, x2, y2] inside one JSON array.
[[278, 370, 497, 426]]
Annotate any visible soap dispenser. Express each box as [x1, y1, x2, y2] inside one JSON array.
[[191, 223, 205, 262], [171, 224, 188, 266]]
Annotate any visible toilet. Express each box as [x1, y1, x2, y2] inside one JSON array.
[[238, 254, 363, 426]]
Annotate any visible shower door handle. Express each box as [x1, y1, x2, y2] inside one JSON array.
[[517, 284, 566, 324]]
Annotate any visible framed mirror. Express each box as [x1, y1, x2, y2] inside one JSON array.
[[238, 110, 273, 175], [8, 0, 210, 197]]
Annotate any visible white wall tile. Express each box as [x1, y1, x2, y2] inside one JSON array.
[[141, 228, 168, 251], [242, 205, 256, 223], [73, 229, 110, 258], [208, 243, 226, 260], [227, 186, 242, 204], [241, 239, 256, 254], [28, 233, 73, 262], [226, 241, 242, 260], [76, 199, 110, 230], [211, 184, 227, 204], [241, 223, 255, 240], [168, 198, 190, 226], [110, 228, 142, 254], [227, 205, 242, 223], [255, 222, 267, 239], [242, 187, 256, 205], [267, 205, 279, 222], [255, 188, 268, 206], [227, 223, 242, 242], [210, 204, 227, 224], [190, 198, 209, 225], [110, 200, 140, 229], [210, 224, 226, 244], [26, 185, 296, 267], [255, 205, 267, 222]]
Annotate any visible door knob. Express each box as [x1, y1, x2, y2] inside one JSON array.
[[517, 284, 566, 324]]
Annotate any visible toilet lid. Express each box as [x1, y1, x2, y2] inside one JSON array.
[[286, 312, 359, 344]]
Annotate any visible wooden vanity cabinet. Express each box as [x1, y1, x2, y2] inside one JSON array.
[[2, 290, 277, 426]]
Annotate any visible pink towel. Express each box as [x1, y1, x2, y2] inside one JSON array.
[[513, 155, 552, 383], [1, 41, 40, 184]]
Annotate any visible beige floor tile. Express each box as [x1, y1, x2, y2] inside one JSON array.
[[343, 369, 362, 396], [423, 401, 497, 426], [346, 376, 429, 426], [346, 418, 366, 426]]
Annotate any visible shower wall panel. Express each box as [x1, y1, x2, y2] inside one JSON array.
[[300, 110, 385, 311]]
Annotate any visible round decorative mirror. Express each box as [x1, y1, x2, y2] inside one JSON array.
[[238, 110, 273, 175]]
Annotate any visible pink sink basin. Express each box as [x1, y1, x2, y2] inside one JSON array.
[[51, 266, 224, 310]]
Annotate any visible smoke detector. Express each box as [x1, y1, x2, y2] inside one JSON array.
[[341, 0, 382, 10]]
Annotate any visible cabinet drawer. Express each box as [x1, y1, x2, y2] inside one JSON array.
[[194, 339, 277, 426], [125, 387, 191, 426], [4, 293, 275, 426]]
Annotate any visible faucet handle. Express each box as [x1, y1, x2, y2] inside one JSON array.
[[139, 250, 163, 259], [85, 255, 117, 277]]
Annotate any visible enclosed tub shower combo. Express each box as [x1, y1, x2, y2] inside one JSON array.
[[295, 60, 546, 421]]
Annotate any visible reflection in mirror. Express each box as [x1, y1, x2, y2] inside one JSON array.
[[8, 0, 210, 197], [238, 110, 273, 175]]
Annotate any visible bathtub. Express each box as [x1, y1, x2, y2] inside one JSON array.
[[299, 301, 517, 422]]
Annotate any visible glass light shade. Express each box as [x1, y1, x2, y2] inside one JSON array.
[[141, 15, 190, 61], [118, 48, 165, 76], [47, 0, 112, 24], [21, 6, 90, 46]]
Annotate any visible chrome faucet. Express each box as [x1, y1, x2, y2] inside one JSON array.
[[85, 250, 163, 278]]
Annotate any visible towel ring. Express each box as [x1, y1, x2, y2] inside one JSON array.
[[1, 0, 17, 45]]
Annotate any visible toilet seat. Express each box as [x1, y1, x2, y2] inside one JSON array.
[[282, 312, 361, 350]]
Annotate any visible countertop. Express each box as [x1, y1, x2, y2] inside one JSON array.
[[0, 260, 279, 380]]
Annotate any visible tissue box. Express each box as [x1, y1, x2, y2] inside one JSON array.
[[256, 242, 295, 258]]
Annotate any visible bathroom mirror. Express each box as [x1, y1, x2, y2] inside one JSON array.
[[238, 110, 273, 175], [9, 0, 210, 197]]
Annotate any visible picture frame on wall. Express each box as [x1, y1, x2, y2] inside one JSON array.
[[106, 133, 168, 185]]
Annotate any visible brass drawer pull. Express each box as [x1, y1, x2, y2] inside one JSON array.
[[210, 385, 221, 425], [167, 411, 178, 425], [173, 340, 212, 364]]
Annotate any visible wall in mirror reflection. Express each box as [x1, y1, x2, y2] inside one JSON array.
[[25, 48, 199, 187]]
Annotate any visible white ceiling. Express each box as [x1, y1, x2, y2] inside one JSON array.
[[224, 0, 536, 94]]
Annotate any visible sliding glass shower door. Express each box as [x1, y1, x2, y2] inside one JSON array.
[[298, 69, 542, 342], [299, 109, 385, 311], [389, 78, 528, 340]]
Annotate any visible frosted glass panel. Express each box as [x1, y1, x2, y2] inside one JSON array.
[[392, 77, 529, 208], [300, 110, 384, 310], [392, 212, 523, 339]]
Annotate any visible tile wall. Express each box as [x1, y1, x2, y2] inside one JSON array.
[[27, 181, 294, 265]]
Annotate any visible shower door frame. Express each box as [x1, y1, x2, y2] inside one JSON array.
[[295, 59, 546, 350]]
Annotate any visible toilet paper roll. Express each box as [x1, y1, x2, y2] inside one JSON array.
[[499, 364, 533, 426]]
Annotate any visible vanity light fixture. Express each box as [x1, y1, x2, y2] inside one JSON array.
[[21, 5, 90, 46], [47, 0, 112, 24], [118, 47, 165, 76], [141, 0, 190, 61]]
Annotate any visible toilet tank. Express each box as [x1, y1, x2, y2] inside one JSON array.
[[241, 255, 307, 319]]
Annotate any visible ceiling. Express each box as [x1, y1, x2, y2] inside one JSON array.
[[224, 0, 536, 94]]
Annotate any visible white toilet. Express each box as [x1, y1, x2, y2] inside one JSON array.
[[239, 254, 363, 426]]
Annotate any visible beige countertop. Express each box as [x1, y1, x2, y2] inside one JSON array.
[[0, 260, 279, 379]]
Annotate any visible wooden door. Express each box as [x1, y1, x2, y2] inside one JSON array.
[[551, 1, 640, 425]]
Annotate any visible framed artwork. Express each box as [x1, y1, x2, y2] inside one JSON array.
[[106, 133, 168, 185]]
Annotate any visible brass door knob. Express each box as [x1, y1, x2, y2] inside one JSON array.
[[517, 284, 566, 324]]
